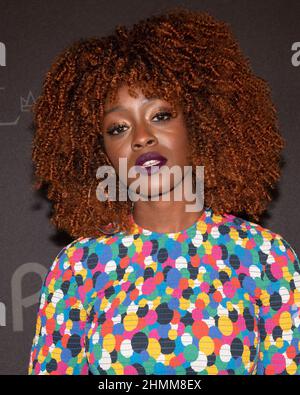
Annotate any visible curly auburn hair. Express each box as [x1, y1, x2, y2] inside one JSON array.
[[31, 6, 285, 239]]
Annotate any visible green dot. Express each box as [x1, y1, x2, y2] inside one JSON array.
[[181, 268, 190, 278], [144, 358, 156, 374], [184, 344, 198, 362], [109, 271, 117, 281], [182, 243, 189, 255], [175, 365, 186, 374], [128, 272, 136, 282], [93, 344, 102, 360], [198, 245, 205, 256]]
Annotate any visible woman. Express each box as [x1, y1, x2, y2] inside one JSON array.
[[28, 7, 300, 375]]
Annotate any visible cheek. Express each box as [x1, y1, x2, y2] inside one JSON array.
[[168, 132, 190, 164]]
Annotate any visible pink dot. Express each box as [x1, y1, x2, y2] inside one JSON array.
[[177, 322, 185, 336], [78, 286, 86, 302], [121, 281, 131, 292], [71, 248, 84, 263], [223, 281, 236, 298], [270, 263, 282, 280], [124, 366, 138, 375], [177, 352, 185, 364], [236, 315, 246, 331], [200, 282, 210, 293], [145, 310, 158, 325], [212, 245, 222, 260], [172, 289, 182, 298], [57, 361, 68, 374], [142, 277, 156, 295], [271, 353, 286, 374], [142, 241, 153, 256], [219, 370, 229, 375], [149, 329, 159, 339], [192, 309, 203, 321], [265, 317, 276, 333]]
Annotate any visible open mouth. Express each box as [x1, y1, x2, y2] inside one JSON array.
[[139, 158, 168, 175]]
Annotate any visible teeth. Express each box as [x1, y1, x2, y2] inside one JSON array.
[[142, 159, 161, 167]]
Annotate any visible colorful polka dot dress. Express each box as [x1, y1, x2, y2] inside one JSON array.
[[28, 208, 300, 375]]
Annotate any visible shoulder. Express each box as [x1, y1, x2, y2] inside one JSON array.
[[214, 211, 299, 265]]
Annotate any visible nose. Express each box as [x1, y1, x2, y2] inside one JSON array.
[[131, 122, 158, 151]]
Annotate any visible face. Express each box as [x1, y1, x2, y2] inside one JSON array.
[[102, 83, 192, 200]]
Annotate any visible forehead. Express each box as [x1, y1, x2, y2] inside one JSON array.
[[104, 84, 156, 105], [103, 82, 181, 114]]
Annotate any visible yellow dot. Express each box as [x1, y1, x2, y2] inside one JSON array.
[[77, 351, 84, 363], [275, 338, 284, 349], [206, 365, 218, 375], [213, 214, 223, 223], [66, 367, 73, 374], [264, 335, 271, 350], [166, 287, 173, 295], [218, 316, 233, 336], [286, 361, 297, 375], [45, 303, 55, 319], [282, 266, 292, 282], [52, 348, 62, 360], [147, 338, 161, 359], [198, 221, 207, 233], [279, 312, 293, 331], [134, 238, 143, 253], [261, 231, 272, 241], [179, 298, 190, 310], [103, 334, 116, 353], [153, 297, 161, 309], [36, 316, 41, 334], [199, 336, 215, 355], [229, 229, 239, 241], [188, 279, 194, 287], [123, 312, 138, 331], [80, 309, 87, 321], [37, 353, 45, 364], [237, 301, 245, 315], [198, 293, 210, 306], [213, 279, 222, 288], [139, 299, 148, 307], [222, 267, 232, 277], [203, 241, 212, 254], [168, 329, 177, 340], [242, 345, 250, 364], [294, 290, 300, 307], [112, 362, 124, 374], [136, 277, 144, 286], [165, 353, 175, 365], [100, 298, 109, 310], [116, 291, 126, 303]]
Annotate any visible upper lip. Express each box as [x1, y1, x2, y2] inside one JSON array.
[[135, 151, 167, 167]]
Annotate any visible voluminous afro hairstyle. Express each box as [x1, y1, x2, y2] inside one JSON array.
[[31, 6, 285, 239]]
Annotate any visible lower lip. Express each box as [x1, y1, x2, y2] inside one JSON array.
[[137, 159, 168, 175]]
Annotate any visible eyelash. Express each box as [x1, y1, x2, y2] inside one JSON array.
[[106, 110, 175, 136]]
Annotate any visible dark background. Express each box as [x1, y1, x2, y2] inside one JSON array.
[[0, 0, 299, 374]]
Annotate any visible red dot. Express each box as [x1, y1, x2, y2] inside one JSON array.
[[192, 321, 209, 338], [286, 346, 296, 359]]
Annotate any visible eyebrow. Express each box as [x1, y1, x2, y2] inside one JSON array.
[[104, 97, 159, 115]]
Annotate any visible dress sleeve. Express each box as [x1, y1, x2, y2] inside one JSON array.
[[28, 240, 89, 375], [256, 234, 300, 375]]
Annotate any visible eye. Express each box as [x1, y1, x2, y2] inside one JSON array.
[[152, 110, 175, 122], [106, 122, 128, 136]]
